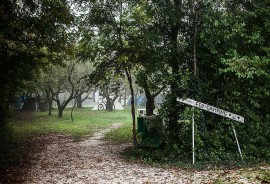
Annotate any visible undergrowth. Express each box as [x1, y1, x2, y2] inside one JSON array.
[[121, 145, 270, 171]]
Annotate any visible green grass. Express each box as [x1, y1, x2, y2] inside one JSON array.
[[8, 107, 132, 140], [103, 123, 133, 143], [0, 107, 132, 170]]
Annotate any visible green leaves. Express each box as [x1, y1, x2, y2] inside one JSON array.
[[74, 0, 270, 162], [0, 0, 74, 123], [221, 52, 270, 79]]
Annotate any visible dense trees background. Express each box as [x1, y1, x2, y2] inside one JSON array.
[[37, 59, 93, 117], [77, 0, 269, 160], [0, 0, 73, 124], [1, 0, 269, 161]]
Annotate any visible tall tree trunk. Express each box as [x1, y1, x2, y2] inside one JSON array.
[[118, 2, 136, 146], [193, 3, 199, 76], [134, 93, 137, 107], [124, 66, 137, 146], [71, 99, 77, 122], [167, 14, 181, 142], [167, 76, 179, 141]]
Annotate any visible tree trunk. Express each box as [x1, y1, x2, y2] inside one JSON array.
[[142, 78, 156, 116], [124, 67, 137, 146], [145, 91, 155, 116], [76, 95, 83, 108], [119, 93, 122, 103], [58, 107, 64, 118], [166, 17, 181, 142], [56, 99, 66, 118], [45, 89, 53, 116], [106, 97, 114, 111], [55, 100, 62, 118], [0, 111, 5, 127], [37, 93, 47, 112], [134, 93, 137, 107], [193, 3, 199, 76], [124, 89, 127, 106], [36, 93, 41, 111], [48, 99, 53, 116]]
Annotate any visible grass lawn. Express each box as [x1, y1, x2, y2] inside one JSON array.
[[8, 107, 132, 140], [103, 123, 133, 143]]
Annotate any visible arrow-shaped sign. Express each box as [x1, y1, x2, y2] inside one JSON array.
[[177, 98, 244, 123]]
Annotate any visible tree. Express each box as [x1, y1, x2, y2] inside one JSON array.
[[0, 0, 73, 125], [77, 0, 198, 144], [136, 70, 166, 115], [127, 0, 203, 142], [38, 59, 93, 117], [99, 79, 121, 111], [179, 0, 270, 160], [77, 0, 140, 145], [118, 81, 130, 106], [76, 0, 270, 160], [76, 91, 92, 108]]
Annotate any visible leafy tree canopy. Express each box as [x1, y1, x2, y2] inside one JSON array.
[[0, 0, 74, 124]]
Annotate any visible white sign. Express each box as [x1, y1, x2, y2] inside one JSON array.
[[177, 98, 244, 123]]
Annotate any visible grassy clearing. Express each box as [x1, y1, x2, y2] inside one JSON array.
[[8, 107, 132, 140]]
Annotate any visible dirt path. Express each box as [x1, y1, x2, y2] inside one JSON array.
[[22, 123, 268, 184]]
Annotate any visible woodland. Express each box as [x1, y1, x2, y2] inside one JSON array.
[[0, 0, 269, 177]]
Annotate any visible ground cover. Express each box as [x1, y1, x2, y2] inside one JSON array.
[[9, 107, 132, 140], [0, 108, 269, 183], [103, 122, 133, 144], [0, 107, 132, 183]]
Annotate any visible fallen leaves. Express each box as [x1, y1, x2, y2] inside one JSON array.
[[1, 123, 269, 184]]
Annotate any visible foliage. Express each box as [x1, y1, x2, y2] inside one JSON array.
[[190, 0, 270, 162], [0, 0, 73, 125], [78, 0, 269, 163], [99, 79, 122, 111]]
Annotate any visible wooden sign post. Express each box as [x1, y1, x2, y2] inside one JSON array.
[[177, 98, 244, 164]]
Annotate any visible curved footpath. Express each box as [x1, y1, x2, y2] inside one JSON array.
[[23, 123, 268, 184]]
